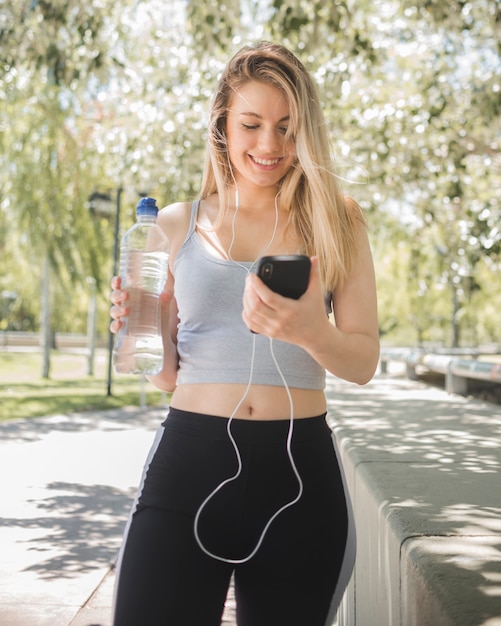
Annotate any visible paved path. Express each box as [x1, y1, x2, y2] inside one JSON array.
[[0, 368, 494, 625], [0, 401, 240, 626], [0, 406, 162, 625]]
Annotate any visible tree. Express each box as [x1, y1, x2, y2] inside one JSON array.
[[0, 0, 128, 375], [2, 0, 499, 353]]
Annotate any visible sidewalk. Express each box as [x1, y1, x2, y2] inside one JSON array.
[[0, 403, 239, 626], [0, 406, 160, 625], [0, 370, 499, 625]]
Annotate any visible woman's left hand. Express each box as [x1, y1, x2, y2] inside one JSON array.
[[242, 256, 328, 348]]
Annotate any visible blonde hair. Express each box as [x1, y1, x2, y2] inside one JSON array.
[[200, 41, 365, 292]]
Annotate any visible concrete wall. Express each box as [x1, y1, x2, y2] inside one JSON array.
[[325, 371, 501, 626]]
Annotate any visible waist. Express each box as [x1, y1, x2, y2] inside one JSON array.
[[170, 383, 327, 420], [162, 406, 330, 441]]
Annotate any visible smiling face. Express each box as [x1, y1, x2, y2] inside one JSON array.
[[225, 81, 297, 192]]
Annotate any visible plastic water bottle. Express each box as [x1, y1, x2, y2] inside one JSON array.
[[113, 197, 169, 375]]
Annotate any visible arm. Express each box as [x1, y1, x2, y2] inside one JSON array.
[[145, 277, 179, 392], [242, 221, 379, 385]]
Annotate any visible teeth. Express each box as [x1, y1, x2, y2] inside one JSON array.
[[252, 156, 280, 166]]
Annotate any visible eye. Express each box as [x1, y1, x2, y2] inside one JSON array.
[[242, 123, 259, 130], [278, 126, 289, 135]]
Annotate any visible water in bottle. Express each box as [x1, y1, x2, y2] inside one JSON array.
[[113, 197, 169, 375]]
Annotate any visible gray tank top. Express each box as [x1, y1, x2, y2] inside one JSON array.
[[173, 201, 326, 389]]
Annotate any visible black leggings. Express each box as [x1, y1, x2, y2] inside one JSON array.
[[113, 408, 355, 626]]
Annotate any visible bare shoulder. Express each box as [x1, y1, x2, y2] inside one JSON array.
[[157, 200, 193, 229], [157, 201, 194, 250]]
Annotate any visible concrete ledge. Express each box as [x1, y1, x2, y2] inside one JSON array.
[[325, 373, 501, 626], [402, 536, 501, 626], [379, 348, 501, 401]]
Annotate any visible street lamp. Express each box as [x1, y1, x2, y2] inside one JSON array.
[[88, 188, 123, 396]]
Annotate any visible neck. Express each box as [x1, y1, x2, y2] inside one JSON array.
[[227, 186, 280, 268], [229, 184, 281, 213]]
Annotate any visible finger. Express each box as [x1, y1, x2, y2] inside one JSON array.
[[247, 273, 281, 309], [159, 290, 173, 306], [244, 274, 269, 317], [243, 276, 279, 334], [109, 318, 123, 334], [242, 276, 262, 331], [111, 289, 129, 306], [242, 305, 265, 334], [308, 256, 320, 289], [110, 303, 128, 321], [111, 276, 121, 290]]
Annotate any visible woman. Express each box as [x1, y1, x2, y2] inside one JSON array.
[[110, 41, 379, 626]]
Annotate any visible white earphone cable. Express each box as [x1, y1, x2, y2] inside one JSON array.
[[193, 336, 303, 564], [193, 185, 304, 564], [227, 183, 279, 272]]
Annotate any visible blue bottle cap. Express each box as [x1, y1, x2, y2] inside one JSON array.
[[136, 197, 158, 217]]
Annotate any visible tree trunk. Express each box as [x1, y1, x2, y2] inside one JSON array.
[[41, 254, 51, 379]]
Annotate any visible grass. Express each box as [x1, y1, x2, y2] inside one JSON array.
[[0, 349, 170, 422], [3, 346, 499, 424]]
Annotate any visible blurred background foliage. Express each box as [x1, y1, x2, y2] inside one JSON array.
[[1, 0, 500, 356]]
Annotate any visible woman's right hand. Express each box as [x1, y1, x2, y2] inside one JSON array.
[[109, 276, 129, 334]]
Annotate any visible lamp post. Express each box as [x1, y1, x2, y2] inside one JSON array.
[[86, 276, 97, 376], [88, 187, 123, 396]]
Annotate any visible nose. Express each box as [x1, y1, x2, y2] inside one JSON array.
[[257, 127, 282, 154]]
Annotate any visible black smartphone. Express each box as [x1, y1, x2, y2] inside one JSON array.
[[256, 255, 311, 299]]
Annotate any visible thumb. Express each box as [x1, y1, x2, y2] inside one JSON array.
[[308, 256, 321, 290], [160, 287, 173, 305]]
